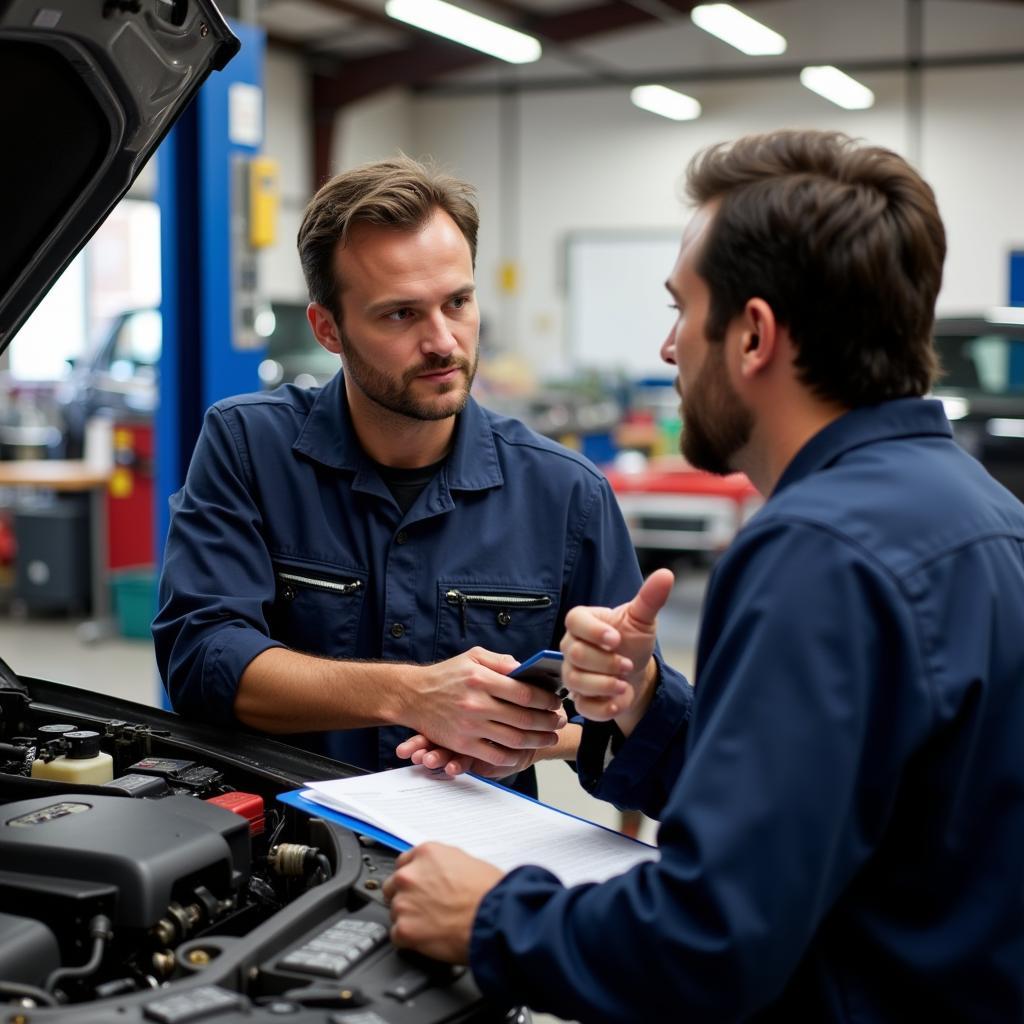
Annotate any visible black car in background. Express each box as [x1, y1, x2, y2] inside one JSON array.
[[932, 313, 1024, 500], [56, 302, 334, 457], [56, 308, 161, 457]]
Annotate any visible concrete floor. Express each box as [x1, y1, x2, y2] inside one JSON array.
[[1, 566, 707, 1024]]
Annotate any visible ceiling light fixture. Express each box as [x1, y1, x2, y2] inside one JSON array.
[[987, 418, 1024, 438], [384, 0, 542, 64], [987, 306, 1024, 325], [799, 65, 875, 109], [690, 4, 786, 56], [630, 85, 702, 121]]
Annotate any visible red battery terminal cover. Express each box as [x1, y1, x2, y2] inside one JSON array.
[[206, 791, 265, 836]]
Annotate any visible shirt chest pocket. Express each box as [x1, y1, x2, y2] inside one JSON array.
[[268, 561, 367, 658], [434, 582, 560, 662]]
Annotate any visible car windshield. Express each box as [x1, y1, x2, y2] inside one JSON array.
[[934, 332, 1024, 397]]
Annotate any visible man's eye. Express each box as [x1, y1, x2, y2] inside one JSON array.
[[387, 308, 414, 321], [450, 295, 471, 310]]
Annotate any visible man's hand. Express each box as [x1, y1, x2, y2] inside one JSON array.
[[403, 648, 565, 769], [560, 569, 674, 733], [396, 719, 577, 779], [384, 843, 503, 963]]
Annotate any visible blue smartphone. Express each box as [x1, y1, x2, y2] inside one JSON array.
[[509, 649, 565, 694]]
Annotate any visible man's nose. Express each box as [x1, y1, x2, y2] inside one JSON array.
[[660, 329, 677, 366], [420, 310, 458, 356]]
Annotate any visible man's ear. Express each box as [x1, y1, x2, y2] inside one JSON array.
[[738, 298, 778, 378], [307, 302, 343, 355]]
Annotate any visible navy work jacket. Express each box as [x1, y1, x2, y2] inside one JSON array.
[[471, 399, 1024, 1022], [154, 372, 684, 780]]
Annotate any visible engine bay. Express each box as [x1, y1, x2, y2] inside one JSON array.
[[0, 665, 517, 1024]]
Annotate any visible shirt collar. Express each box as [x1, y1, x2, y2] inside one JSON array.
[[293, 370, 503, 492], [773, 397, 953, 497]]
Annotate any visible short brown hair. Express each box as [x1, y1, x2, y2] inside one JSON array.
[[686, 130, 945, 406], [297, 155, 479, 317]]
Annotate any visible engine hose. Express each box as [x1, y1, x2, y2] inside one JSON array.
[[44, 914, 113, 995], [0, 981, 58, 1007]]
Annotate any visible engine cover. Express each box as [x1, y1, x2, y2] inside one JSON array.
[[0, 794, 249, 928]]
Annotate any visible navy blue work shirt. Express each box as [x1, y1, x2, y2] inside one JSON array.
[[153, 372, 686, 787], [471, 398, 1024, 1021]]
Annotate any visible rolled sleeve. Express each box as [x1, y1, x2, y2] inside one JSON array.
[[154, 405, 283, 722], [200, 627, 286, 724]]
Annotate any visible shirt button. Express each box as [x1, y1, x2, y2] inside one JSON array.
[[395, 530, 408, 545], [390, 623, 406, 639]]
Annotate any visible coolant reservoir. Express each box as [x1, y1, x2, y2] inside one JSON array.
[[31, 730, 113, 784]]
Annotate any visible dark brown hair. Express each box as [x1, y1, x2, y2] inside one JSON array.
[[686, 130, 945, 406], [297, 155, 479, 317]]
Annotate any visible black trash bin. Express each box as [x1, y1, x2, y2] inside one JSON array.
[[14, 496, 91, 614]]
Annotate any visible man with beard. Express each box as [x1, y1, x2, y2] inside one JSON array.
[[384, 131, 1024, 1021], [154, 157, 685, 795]]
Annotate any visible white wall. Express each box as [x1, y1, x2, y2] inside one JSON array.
[[259, 49, 313, 302], [331, 87, 414, 171], [264, 51, 1024, 374], [922, 66, 1024, 312]]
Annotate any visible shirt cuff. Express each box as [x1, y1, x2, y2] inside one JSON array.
[[469, 865, 565, 1004], [202, 627, 286, 724], [577, 655, 691, 805]]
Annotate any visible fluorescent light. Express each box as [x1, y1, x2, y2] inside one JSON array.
[[939, 396, 970, 421], [385, 0, 541, 64], [690, 4, 786, 56], [631, 85, 702, 121], [800, 65, 875, 110], [987, 418, 1024, 438], [986, 306, 1024, 325]]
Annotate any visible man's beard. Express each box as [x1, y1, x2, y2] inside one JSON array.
[[680, 342, 753, 476], [340, 332, 478, 422]]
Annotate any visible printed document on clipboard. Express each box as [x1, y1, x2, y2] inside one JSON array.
[[279, 764, 658, 887]]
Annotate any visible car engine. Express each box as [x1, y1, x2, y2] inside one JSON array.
[[0, 664, 521, 1023]]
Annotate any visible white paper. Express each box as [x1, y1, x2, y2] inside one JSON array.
[[228, 82, 263, 147], [304, 765, 658, 887]]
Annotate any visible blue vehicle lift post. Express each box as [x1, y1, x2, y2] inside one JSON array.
[[155, 23, 266, 706]]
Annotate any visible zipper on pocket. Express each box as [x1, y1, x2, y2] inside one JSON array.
[[444, 588, 552, 635], [276, 569, 363, 602]]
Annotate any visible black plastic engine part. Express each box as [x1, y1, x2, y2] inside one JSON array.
[[0, 794, 250, 928], [0, 912, 60, 987]]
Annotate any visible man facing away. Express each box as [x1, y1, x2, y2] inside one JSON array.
[[385, 131, 1024, 1021], [154, 157, 686, 797]]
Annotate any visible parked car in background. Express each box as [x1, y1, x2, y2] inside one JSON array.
[[931, 312, 1024, 500], [604, 457, 762, 574], [56, 307, 160, 457], [55, 301, 331, 456], [254, 300, 338, 388]]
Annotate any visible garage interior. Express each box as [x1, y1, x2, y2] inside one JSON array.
[[1, 1, 1023, 1021]]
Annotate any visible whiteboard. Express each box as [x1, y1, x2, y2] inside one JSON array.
[[566, 231, 681, 376]]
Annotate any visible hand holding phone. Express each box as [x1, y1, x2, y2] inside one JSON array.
[[509, 650, 566, 696]]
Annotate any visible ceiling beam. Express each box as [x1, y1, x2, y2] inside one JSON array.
[[307, 1, 677, 109], [415, 46, 1024, 96], [302, 0, 782, 185]]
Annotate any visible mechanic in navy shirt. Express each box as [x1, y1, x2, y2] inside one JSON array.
[[384, 131, 1024, 1020], [154, 157, 685, 796]]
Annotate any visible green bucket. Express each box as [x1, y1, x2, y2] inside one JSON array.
[[111, 569, 157, 640]]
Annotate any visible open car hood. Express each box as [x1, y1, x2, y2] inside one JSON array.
[[0, 0, 239, 354], [0, 7, 506, 1020]]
